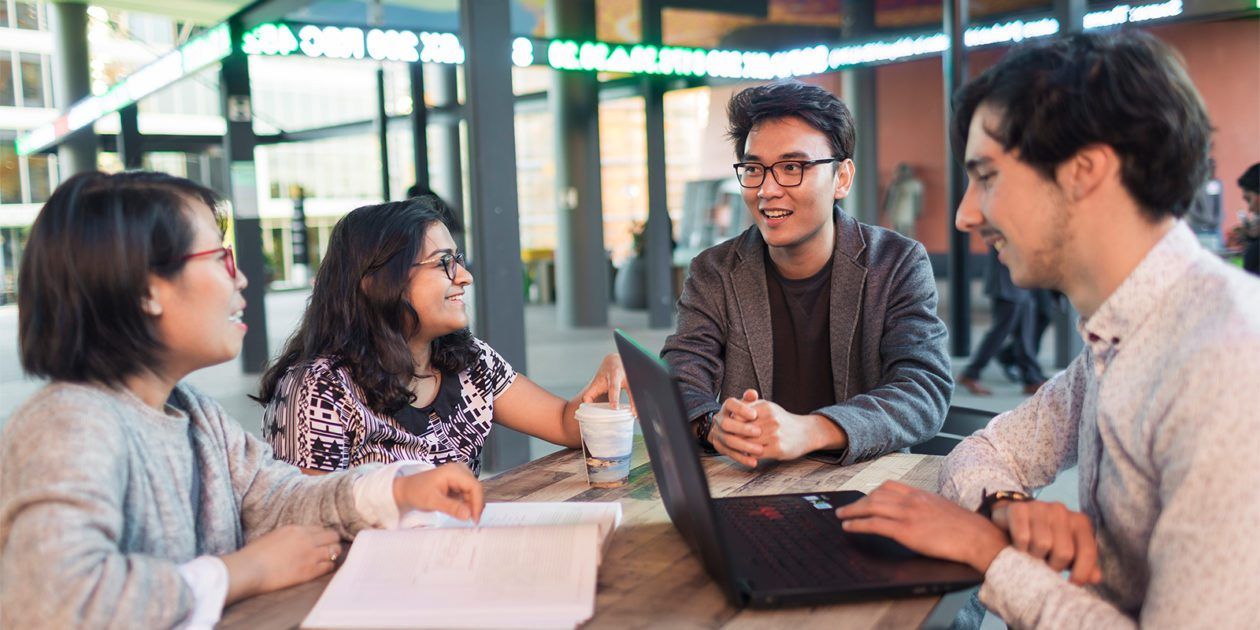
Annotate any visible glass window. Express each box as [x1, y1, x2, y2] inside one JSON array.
[[0, 144, 20, 204], [19, 53, 46, 108], [27, 154, 53, 203], [14, 1, 40, 30], [0, 2, 10, 29], [0, 56, 15, 107]]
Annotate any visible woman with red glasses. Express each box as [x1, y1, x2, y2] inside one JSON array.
[[0, 171, 485, 628], [256, 196, 629, 476]]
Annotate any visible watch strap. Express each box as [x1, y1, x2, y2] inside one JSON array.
[[979, 489, 1033, 518]]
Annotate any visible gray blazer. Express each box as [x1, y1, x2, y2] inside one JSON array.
[[661, 207, 952, 465]]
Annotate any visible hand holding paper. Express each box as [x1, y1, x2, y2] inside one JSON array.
[[392, 463, 484, 524]]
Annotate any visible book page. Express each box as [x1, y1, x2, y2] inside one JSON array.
[[420, 502, 622, 545], [302, 524, 599, 629]]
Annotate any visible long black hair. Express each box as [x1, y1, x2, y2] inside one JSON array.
[[19, 170, 223, 385], [256, 195, 477, 414]]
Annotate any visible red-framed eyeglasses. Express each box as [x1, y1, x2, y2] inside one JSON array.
[[180, 245, 237, 278]]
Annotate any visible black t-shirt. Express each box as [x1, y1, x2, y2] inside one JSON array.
[[765, 250, 836, 415]]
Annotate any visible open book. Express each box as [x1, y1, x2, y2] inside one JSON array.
[[301, 502, 622, 629]]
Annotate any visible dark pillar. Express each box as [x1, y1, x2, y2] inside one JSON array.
[[842, 2, 878, 226], [409, 62, 430, 193], [49, 1, 96, 177], [289, 185, 310, 286], [117, 104, 143, 169], [1053, 0, 1086, 367], [841, 71, 878, 225], [549, 0, 609, 328], [220, 26, 270, 373], [944, 0, 971, 357], [433, 64, 466, 252], [376, 66, 392, 201], [641, 0, 674, 328], [460, 0, 530, 472], [1056, 0, 1087, 35]]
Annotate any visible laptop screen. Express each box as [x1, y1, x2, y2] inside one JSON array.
[[613, 329, 743, 602]]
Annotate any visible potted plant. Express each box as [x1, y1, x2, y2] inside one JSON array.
[[613, 221, 648, 309]]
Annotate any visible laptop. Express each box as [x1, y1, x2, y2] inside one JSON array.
[[613, 329, 982, 608]]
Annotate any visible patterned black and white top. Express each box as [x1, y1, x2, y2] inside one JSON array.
[[262, 338, 516, 475]]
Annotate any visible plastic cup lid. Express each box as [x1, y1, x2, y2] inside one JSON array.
[[576, 402, 635, 421]]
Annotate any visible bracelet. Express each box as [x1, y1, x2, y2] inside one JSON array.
[[978, 489, 1033, 518]]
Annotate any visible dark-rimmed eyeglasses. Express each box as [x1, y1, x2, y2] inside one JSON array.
[[180, 245, 236, 278], [733, 158, 840, 188], [414, 251, 467, 281]]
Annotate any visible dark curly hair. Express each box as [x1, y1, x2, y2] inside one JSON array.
[[256, 195, 477, 415], [951, 30, 1212, 221], [726, 80, 856, 161], [1239, 163, 1260, 195]]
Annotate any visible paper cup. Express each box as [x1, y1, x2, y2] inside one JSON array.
[[576, 402, 634, 488]]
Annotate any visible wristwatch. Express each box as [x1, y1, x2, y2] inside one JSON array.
[[694, 411, 717, 451], [978, 489, 1033, 518]]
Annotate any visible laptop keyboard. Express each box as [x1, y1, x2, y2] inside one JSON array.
[[715, 495, 886, 589]]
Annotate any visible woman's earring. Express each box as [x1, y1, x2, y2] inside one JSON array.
[[141, 296, 162, 316]]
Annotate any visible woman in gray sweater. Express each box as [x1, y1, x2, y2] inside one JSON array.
[[0, 171, 485, 629]]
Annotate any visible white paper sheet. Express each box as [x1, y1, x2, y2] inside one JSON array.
[[303, 508, 615, 629]]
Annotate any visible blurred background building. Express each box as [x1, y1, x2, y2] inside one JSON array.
[[3, 1, 1257, 305]]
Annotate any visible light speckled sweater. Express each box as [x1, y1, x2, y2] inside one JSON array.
[[941, 224, 1260, 628], [0, 381, 378, 629]]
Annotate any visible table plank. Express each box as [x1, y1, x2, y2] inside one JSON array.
[[220, 444, 947, 630]]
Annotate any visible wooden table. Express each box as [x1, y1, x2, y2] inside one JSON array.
[[221, 443, 970, 629]]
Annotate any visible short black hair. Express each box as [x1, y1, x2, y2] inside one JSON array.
[[726, 80, 856, 161], [19, 171, 224, 385], [951, 30, 1212, 221], [257, 196, 478, 416], [1240, 163, 1260, 194]]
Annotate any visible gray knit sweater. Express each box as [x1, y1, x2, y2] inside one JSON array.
[[0, 382, 378, 628]]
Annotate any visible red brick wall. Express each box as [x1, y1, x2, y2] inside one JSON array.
[[875, 18, 1260, 254]]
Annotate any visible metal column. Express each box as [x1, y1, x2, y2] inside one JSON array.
[[409, 62, 430, 193], [1052, 0, 1087, 368], [841, 71, 878, 226], [49, 1, 95, 178], [376, 67, 392, 201], [549, 0, 609, 328], [641, 0, 674, 328], [944, 0, 971, 357], [459, 0, 530, 472], [117, 104, 143, 169], [1056, 0, 1087, 35], [219, 26, 270, 374], [841, 0, 878, 226], [432, 65, 466, 251]]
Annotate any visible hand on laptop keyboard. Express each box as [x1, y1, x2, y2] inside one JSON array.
[[834, 480, 1009, 574]]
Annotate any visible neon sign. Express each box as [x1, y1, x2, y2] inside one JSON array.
[[14, 0, 1190, 156]]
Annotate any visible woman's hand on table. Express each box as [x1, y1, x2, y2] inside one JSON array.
[[221, 524, 342, 604], [393, 463, 485, 524]]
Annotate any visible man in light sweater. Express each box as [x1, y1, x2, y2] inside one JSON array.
[[836, 31, 1260, 627]]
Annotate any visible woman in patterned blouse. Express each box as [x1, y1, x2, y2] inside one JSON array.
[[257, 196, 628, 474]]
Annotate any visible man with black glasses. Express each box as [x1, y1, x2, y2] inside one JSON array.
[[661, 81, 952, 468]]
